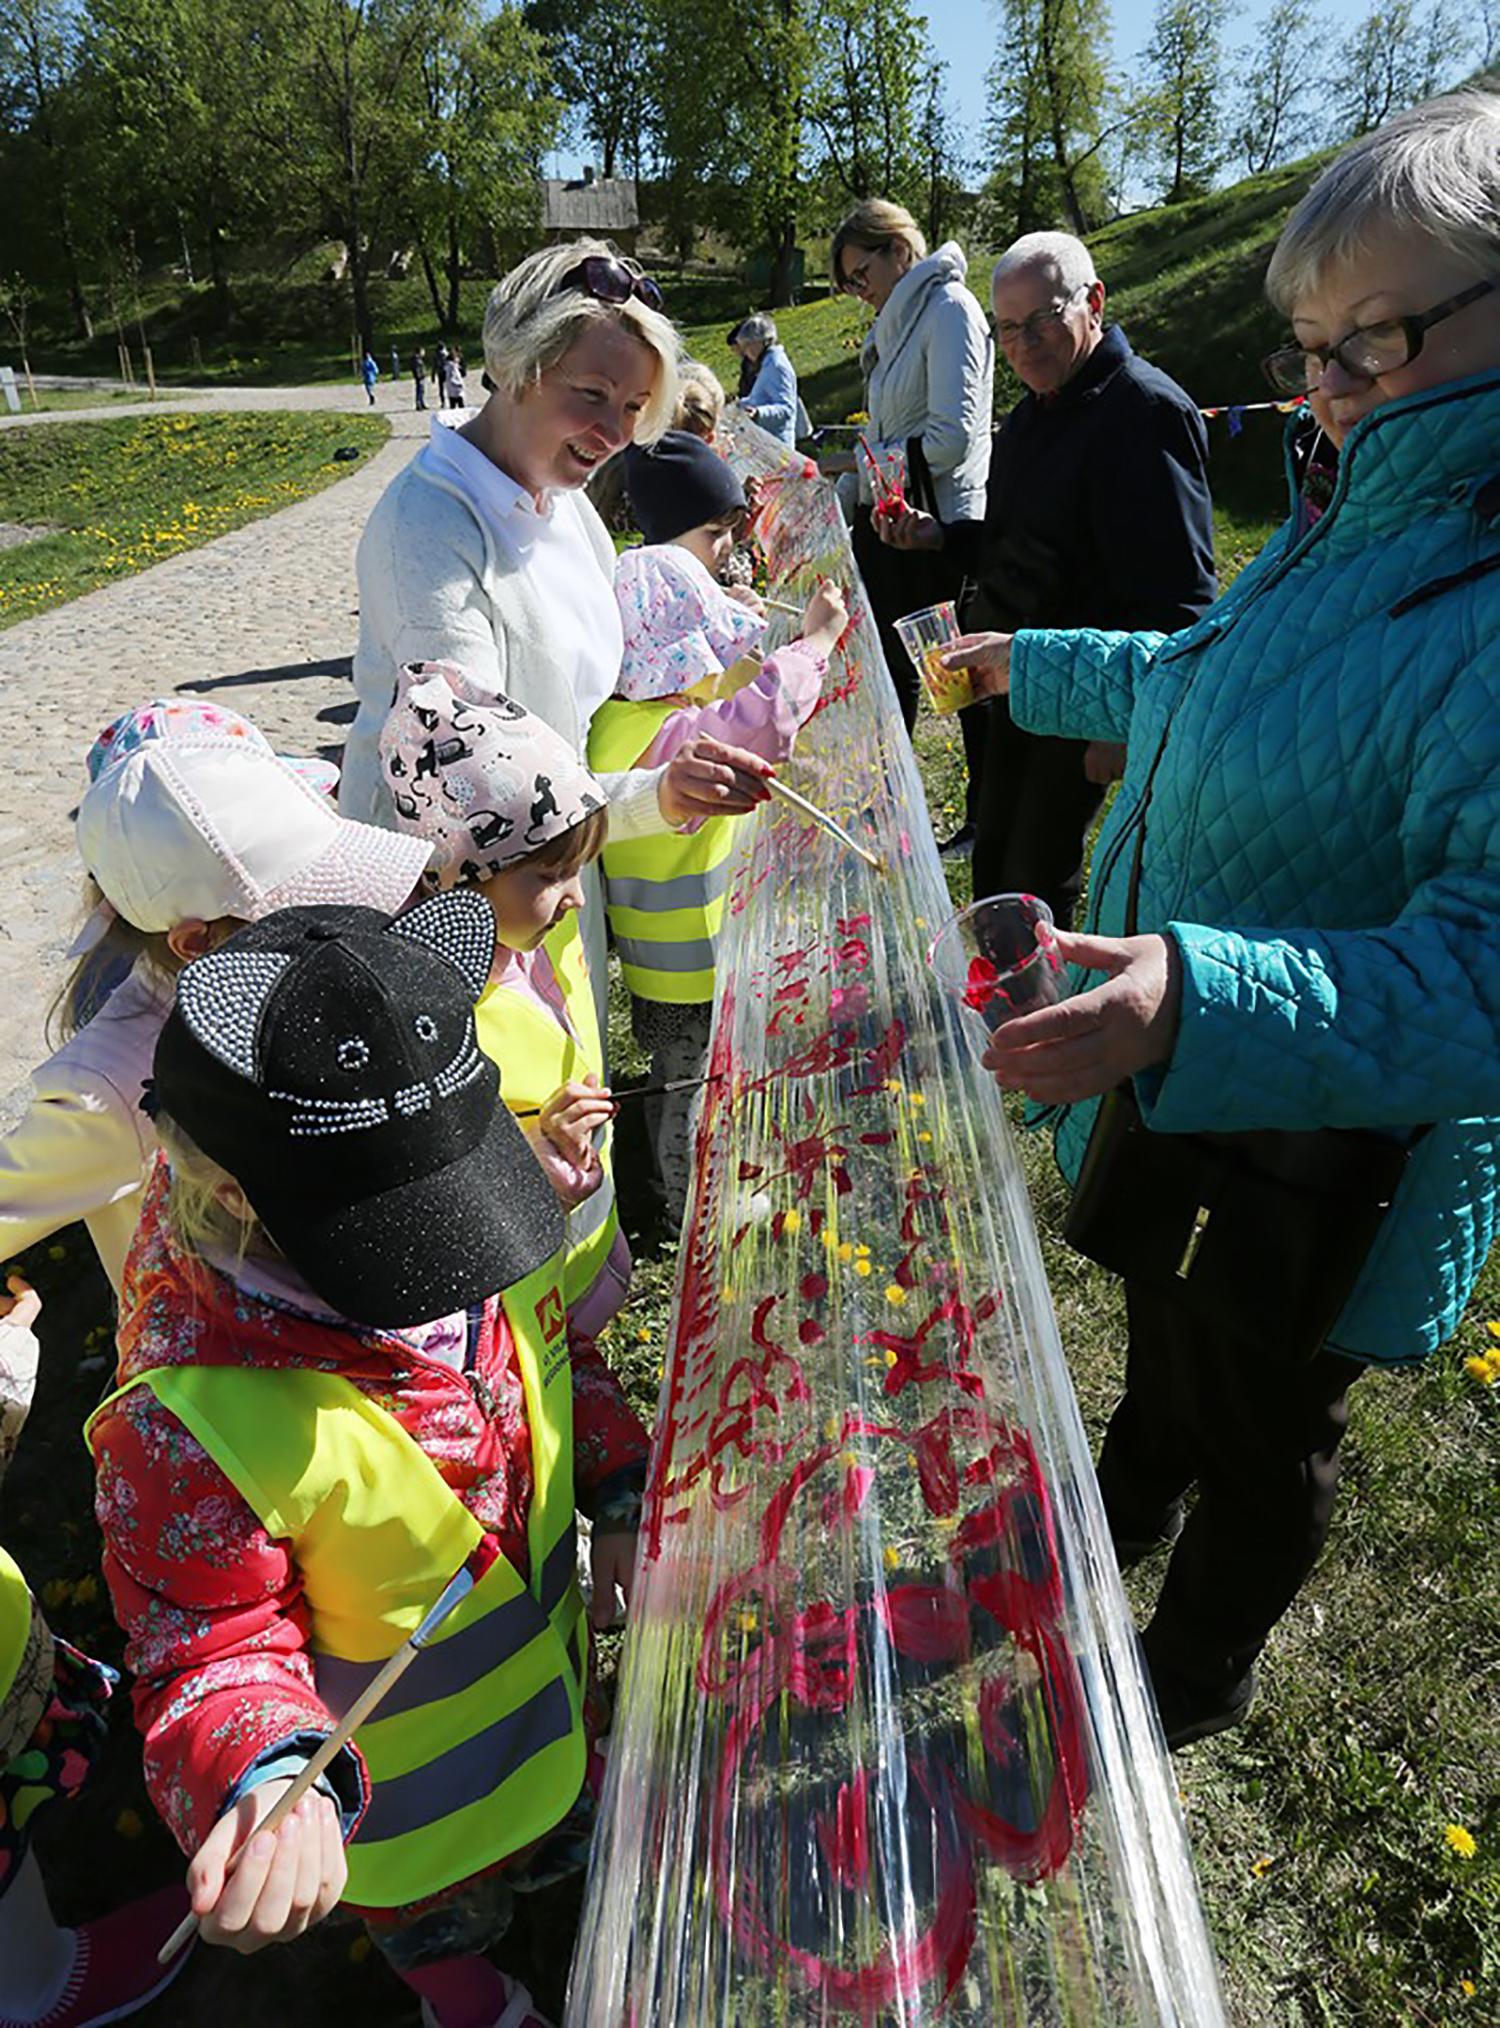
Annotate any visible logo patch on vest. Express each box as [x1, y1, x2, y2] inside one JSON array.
[[535, 1285, 565, 1345]]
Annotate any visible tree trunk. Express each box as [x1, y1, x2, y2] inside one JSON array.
[[415, 234, 445, 329], [55, 199, 93, 340], [769, 215, 797, 308], [445, 211, 462, 334]]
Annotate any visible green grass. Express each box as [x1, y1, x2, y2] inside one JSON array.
[[0, 409, 388, 628], [2, 386, 151, 415]]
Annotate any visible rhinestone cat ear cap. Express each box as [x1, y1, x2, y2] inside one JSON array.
[[155, 894, 563, 1327]]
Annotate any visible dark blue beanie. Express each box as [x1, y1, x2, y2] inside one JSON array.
[[623, 431, 747, 545]]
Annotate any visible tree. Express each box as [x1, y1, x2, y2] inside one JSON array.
[[1336, 0, 1473, 137], [0, 273, 40, 404], [1140, 0, 1235, 202], [982, 0, 1119, 240], [525, 0, 658, 180], [916, 67, 969, 246], [805, 0, 928, 204], [1233, 0, 1324, 174], [408, 2, 560, 334], [0, 0, 95, 336]]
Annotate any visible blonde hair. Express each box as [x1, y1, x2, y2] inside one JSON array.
[[49, 875, 177, 1046], [511, 805, 609, 878], [1266, 87, 1500, 314], [673, 359, 725, 440], [481, 239, 679, 443], [154, 1110, 268, 1271], [830, 200, 926, 289]]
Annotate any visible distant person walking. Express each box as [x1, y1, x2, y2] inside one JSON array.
[[360, 350, 379, 405], [389, 343, 400, 379], [444, 349, 466, 409], [410, 346, 427, 411], [434, 341, 451, 401], [729, 314, 800, 446]]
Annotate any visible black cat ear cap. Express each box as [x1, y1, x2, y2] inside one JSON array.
[[153, 894, 564, 1327]]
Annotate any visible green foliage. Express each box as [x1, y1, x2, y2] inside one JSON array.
[[1231, 0, 1326, 175], [0, 408, 387, 626], [1140, 0, 1236, 203], [981, 0, 1119, 240]]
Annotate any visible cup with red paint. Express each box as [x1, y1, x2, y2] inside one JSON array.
[[928, 893, 1064, 1041]]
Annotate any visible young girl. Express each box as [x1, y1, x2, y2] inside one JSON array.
[[0, 1271, 193, 2028], [379, 662, 629, 1333], [592, 429, 847, 1216], [0, 698, 430, 1294], [88, 892, 649, 2028]]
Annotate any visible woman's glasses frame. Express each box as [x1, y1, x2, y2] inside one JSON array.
[[555, 255, 665, 313], [1261, 278, 1496, 395], [840, 243, 892, 296]]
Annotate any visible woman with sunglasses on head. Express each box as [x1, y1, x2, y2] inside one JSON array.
[[939, 89, 1500, 1752], [342, 239, 774, 1037], [826, 202, 993, 772]]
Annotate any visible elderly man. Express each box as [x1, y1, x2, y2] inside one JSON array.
[[880, 231, 1215, 912]]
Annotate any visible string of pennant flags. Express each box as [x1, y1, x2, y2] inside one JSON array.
[[1199, 396, 1305, 436]]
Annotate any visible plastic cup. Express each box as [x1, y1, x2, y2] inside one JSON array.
[[928, 893, 1064, 1037], [894, 601, 972, 716]]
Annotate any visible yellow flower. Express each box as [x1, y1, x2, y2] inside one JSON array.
[[884, 1284, 907, 1305], [782, 1207, 802, 1234], [836, 1242, 854, 1263], [854, 1244, 871, 1258], [1486, 1319, 1500, 1343], [883, 1545, 901, 1570], [1460, 1978, 1477, 1998], [1464, 1355, 1495, 1385], [909, 1092, 926, 1109], [70, 1574, 99, 1604], [636, 1328, 651, 1342], [1249, 1855, 1274, 1878], [918, 1130, 933, 1143], [1444, 1823, 1478, 1860], [854, 1259, 872, 1277]]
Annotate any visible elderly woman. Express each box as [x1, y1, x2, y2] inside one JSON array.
[[342, 239, 771, 1027], [729, 313, 800, 446], [829, 199, 993, 830], [947, 90, 1500, 1748]]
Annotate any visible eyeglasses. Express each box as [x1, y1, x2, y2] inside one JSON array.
[[840, 244, 891, 295], [554, 255, 664, 313], [994, 287, 1088, 346], [1261, 279, 1496, 395]]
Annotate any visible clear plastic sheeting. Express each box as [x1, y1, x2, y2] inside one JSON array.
[[567, 420, 1227, 2027]]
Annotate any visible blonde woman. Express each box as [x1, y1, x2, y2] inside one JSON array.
[[343, 239, 774, 1033], [828, 200, 993, 828]]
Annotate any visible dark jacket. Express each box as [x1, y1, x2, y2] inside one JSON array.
[[957, 324, 1216, 636]]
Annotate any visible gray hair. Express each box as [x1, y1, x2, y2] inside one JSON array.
[[1266, 87, 1500, 313], [735, 313, 778, 348], [481, 237, 679, 443], [992, 231, 1099, 297]]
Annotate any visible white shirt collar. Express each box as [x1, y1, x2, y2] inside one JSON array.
[[424, 416, 556, 528]]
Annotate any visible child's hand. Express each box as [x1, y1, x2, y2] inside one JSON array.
[[800, 582, 848, 658], [188, 1783, 346, 1953], [724, 584, 765, 615], [0, 1274, 40, 1331], [589, 1530, 638, 1629], [539, 1077, 615, 1171]]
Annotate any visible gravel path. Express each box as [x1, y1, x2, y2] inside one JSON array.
[[0, 392, 435, 1120]]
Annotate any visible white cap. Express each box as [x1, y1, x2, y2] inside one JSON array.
[[76, 736, 433, 932]]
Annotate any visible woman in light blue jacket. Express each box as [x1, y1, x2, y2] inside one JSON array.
[[730, 314, 800, 447], [949, 89, 1500, 1751]]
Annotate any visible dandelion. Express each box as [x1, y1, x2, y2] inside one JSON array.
[[1463, 1355, 1495, 1385], [884, 1284, 907, 1305], [836, 1242, 854, 1263], [883, 1545, 901, 1570], [854, 1244, 871, 1258], [1444, 1823, 1478, 1860], [636, 1328, 651, 1343], [1249, 1856, 1274, 1879], [782, 1207, 802, 1234], [854, 1259, 872, 1277], [1460, 1978, 1476, 1999]]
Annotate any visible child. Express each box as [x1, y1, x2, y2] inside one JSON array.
[[379, 662, 628, 1332], [444, 350, 466, 409], [591, 430, 847, 1216], [0, 1272, 192, 2027], [360, 350, 380, 405], [0, 698, 431, 1294], [88, 893, 649, 2028]]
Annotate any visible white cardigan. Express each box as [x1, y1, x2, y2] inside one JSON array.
[[343, 452, 672, 1035], [844, 241, 994, 524]]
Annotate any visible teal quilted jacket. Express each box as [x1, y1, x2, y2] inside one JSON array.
[[1011, 370, 1500, 1366]]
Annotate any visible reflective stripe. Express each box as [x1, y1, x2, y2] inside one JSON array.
[[540, 1524, 578, 1616], [358, 1677, 574, 1843], [314, 1588, 549, 1721], [614, 934, 719, 972], [604, 859, 734, 913]]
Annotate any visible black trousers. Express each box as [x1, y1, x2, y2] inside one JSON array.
[[971, 705, 1105, 927], [1095, 1279, 1364, 1690]]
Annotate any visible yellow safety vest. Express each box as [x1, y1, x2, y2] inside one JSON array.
[[85, 1249, 586, 1911], [588, 698, 743, 1005], [474, 912, 618, 1308]]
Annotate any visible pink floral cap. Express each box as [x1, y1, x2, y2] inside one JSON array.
[[87, 698, 339, 797], [379, 662, 606, 883]]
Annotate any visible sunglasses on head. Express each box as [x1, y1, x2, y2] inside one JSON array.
[[554, 255, 664, 313]]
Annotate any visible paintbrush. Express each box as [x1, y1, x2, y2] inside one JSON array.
[[158, 1560, 479, 1964], [512, 1074, 719, 1120], [765, 775, 884, 872]]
